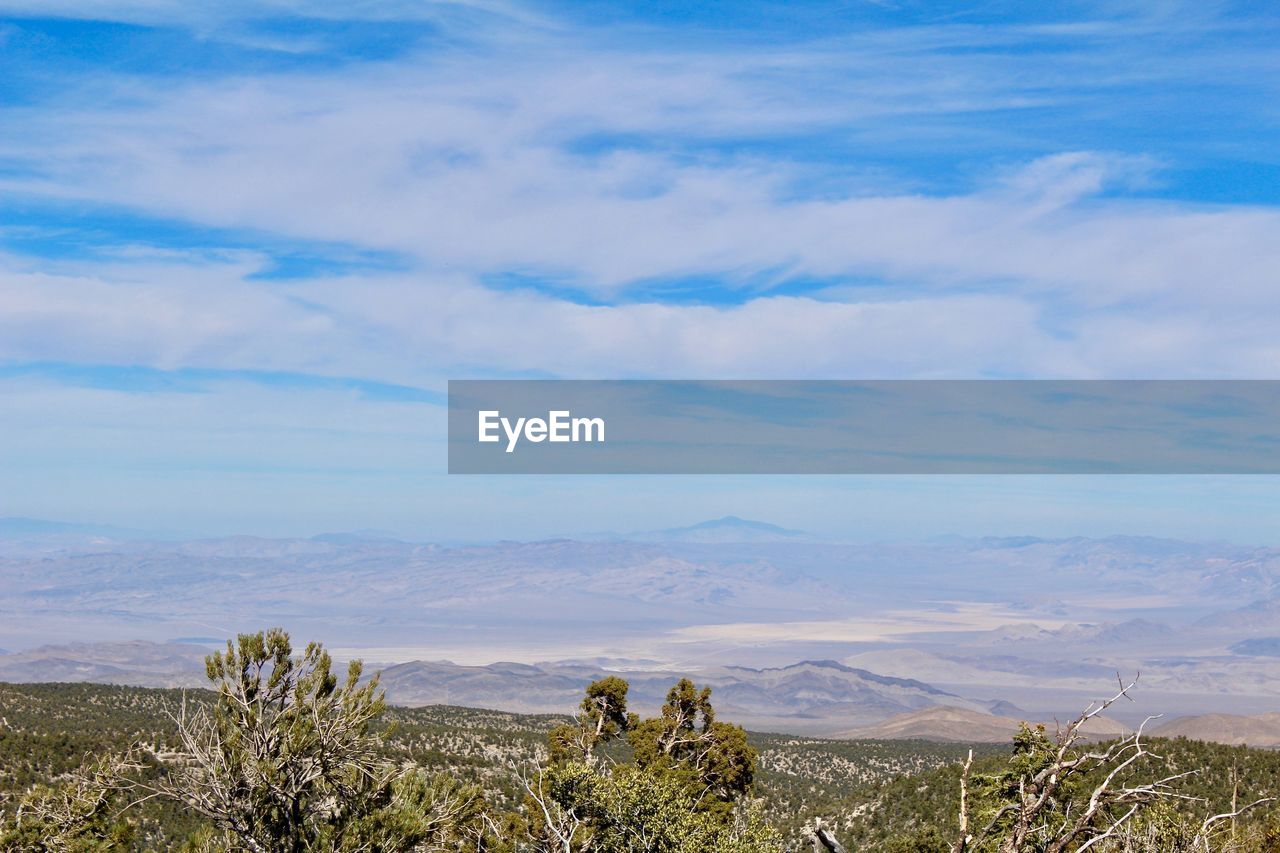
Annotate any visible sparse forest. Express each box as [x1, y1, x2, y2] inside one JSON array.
[[3, 630, 1280, 851]]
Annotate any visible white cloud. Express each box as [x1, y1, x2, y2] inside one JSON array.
[[0, 0, 540, 28], [0, 254, 1053, 380], [1, 1, 1279, 383], [4, 33, 1278, 305], [8, 247, 1280, 382], [0, 254, 337, 372]]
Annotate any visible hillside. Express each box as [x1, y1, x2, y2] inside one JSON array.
[[1153, 712, 1280, 747], [0, 681, 988, 849], [6, 681, 1280, 850], [840, 706, 1132, 743], [826, 733, 1280, 851], [840, 706, 1029, 742]]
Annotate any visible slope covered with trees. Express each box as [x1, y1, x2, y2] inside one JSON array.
[[3, 630, 1280, 851]]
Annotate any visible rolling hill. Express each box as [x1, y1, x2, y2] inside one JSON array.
[[837, 706, 1131, 743], [1153, 712, 1280, 747]]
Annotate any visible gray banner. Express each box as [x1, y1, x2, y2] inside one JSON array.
[[447, 380, 1280, 474]]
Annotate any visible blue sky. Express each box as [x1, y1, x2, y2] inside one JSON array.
[[2, 0, 1280, 539]]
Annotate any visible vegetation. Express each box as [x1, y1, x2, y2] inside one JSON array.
[[529, 674, 779, 851], [4, 631, 1280, 851]]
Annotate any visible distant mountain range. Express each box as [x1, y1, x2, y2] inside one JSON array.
[[1230, 637, 1280, 657], [0, 640, 1007, 735], [618, 516, 813, 544], [0, 516, 154, 542], [5, 638, 1280, 746], [5, 524, 1280, 732], [377, 657, 1017, 734], [0, 641, 208, 688], [0, 514, 812, 547]]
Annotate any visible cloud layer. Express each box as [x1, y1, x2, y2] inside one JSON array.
[[2, 0, 1280, 532]]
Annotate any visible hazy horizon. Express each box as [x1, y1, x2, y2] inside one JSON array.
[[10, 474, 1280, 546]]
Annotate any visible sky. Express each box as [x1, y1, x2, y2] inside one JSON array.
[[2, 0, 1280, 540]]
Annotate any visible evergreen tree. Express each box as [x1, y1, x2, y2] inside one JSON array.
[[532, 676, 777, 852]]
